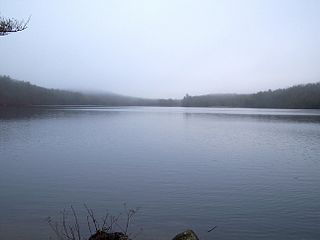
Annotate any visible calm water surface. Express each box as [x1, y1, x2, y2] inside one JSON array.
[[0, 107, 320, 240]]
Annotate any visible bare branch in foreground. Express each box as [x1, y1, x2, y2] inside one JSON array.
[[47, 204, 141, 240]]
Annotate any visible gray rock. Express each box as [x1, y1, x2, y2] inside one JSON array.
[[172, 230, 199, 240]]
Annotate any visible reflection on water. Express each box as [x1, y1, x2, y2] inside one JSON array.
[[0, 107, 320, 240]]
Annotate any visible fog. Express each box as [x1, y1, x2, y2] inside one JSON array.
[[1, 0, 320, 98]]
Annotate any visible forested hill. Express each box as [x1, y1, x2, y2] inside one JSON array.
[[1, 75, 320, 108], [0, 76, 178, 107], [182, 82, 320, 109]]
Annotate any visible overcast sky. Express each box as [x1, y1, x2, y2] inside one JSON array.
[[1, 0, 320, 98]]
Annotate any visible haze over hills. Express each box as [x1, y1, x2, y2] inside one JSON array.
[[0, 75, 178, 107], [1, 75, 320, 109]]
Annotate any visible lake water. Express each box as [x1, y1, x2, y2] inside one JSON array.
[[0, 107, 320, 240]]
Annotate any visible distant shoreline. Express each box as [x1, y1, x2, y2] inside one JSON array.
[[1, 75, 320, 109], [1, 105, 320, 110]]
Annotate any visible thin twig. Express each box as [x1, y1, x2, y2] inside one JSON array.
[[71, 206, 81, 240], [84, 204, 99, 231], [208, 225, 217, 232]]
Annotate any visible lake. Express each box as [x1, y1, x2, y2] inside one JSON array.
[[0, 107, 320, 240]]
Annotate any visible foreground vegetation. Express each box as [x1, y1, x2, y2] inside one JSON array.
[[1, 75, 320, 108], [47, 205, 200, 240], [47, 205, 140, 240]]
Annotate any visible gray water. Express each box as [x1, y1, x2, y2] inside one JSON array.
[[0, 107, 320, 240]]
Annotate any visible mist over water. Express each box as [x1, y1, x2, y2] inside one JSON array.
[[1, 107, 320, 240], [1, 0, 320, 97]]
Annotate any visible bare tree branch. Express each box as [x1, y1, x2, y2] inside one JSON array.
[[0, 15, 30, 36]]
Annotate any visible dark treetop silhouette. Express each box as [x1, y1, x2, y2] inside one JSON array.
[[0, 15, 29, 36]]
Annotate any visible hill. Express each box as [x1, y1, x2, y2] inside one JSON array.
[[0, 76, 178, 107], [182, 82, 320, 109], [1, 75, 320, 108]]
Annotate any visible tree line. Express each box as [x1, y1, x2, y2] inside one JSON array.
[[0, 76, 178, 107], [1, 75, 320, 108], [181, 83, 320, 109]]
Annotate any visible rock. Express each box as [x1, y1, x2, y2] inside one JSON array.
[[172, 230, 199, 240], [89, 230, 129, 240]]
